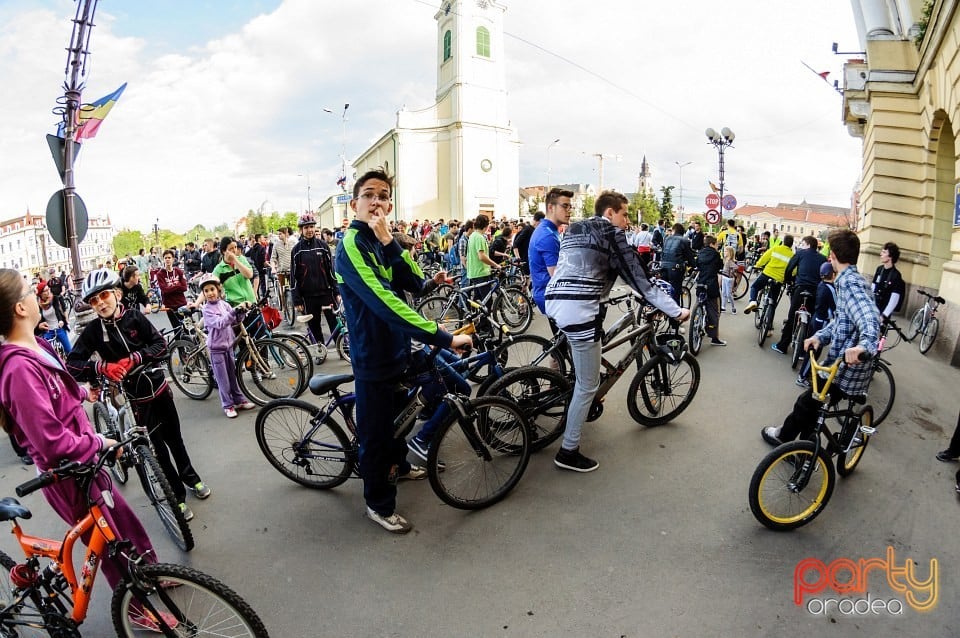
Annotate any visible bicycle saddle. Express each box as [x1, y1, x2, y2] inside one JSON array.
[[308, 374, 355, 395], [0, 497, 31, 521]]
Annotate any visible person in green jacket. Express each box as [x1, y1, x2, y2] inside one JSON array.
[[744, 234, 794, 318]]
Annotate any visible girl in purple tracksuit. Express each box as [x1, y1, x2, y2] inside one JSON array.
[[198, 275, 255, 418], [0, 269, 156, 589]]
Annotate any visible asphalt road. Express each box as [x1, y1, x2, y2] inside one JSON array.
[[0, 299, 956, 637]]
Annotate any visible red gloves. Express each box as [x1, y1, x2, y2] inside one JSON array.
[[97, 355, 138, 382]]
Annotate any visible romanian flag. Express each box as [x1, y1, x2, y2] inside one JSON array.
[[57, 83, 127, 140]]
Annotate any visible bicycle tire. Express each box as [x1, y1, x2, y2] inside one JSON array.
[[236, 339, 307, 406], [481, 366, 571, 452], [134, 445, 194, 552], [757, 301, 771, 347], [283, 288, 297, 326], [416, 294, 464, 332], [167, 339, 214, 400], [427, 396, 531, 510], [688, 303, 705, 355], [494, 287, 533, 334], [789, 319, 807, 369], [0, 550, 67, 637], [748, 440, 835, 531], [837, 405, 874, 477], [904, 308, 923, 341], [93, 403, 129, 485], [335, 332, 351, 363], [919, 317, 939, 354], [626, 352, 700, 427], [272, 333, 315, 381], [733, 272, 749, 299], [868, 359, 895, 427], [255, 398, 354, 489], [495, 334, 566, 377], [111, 562, 268, 637], [753, 292, 764, 329]]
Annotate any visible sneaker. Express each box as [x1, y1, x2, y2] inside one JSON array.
[[224, 407, 238, 418], [407, 437, 430, 463], [236, 401, 256, 410], [936, 450, 960, 462], [178, 502, 194, 522], [761, 426, 782, 447], [129, 608, 179, 632], [732, 308, 737, 314], [192, 482, 211, 499], [720, 307, 726, 313], [19, 455, 34, 466], [743, 300, 758, 314], [710, 339, 727, 346], [795, 376, 810, 388], [398, 465, 427, 481], [366, 506, 413, 534], [771, 343, 787, 355], [554, 447, 599, 473]]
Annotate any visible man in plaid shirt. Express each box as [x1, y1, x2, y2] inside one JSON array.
[[762, 229, 880, 445]]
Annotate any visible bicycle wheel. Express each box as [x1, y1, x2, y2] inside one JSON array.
[[748, 440, 835, 531], [494, 287, 533, 334], [868, 359, 895, 427], [919, 317, 939, 354], [688, 303, 705, 355], [481, 366, 570, 451], [753, 293, 764, 329], [272, 333, 315, 381], [733, 272, 749, 299], [416, 295, 463, 332], [167, 339, 214, 400], [236, 339, 307, 406], [626, 352, 700, 427], [134, 445, 194, 552], [496, 334, 566, 377], [837, 405, 874, 477], [93, 404, 129, 484], [789, 319, 807, 370], [111, 562, 268, 637], [428, 396, 530, 510], [335, 332, 351, 363], [905, 308, 924, 341], [283, 288, 297, 326], [255, 398, 354, 489], [757, 302, 771, 347]]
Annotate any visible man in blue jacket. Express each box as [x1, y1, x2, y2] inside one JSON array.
[[335, 169, 472, 534], [772, 235, 826, 355]]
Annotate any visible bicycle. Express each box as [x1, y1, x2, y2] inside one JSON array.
[[732, 261, 750, 300], [485, 312, 700, 451], [90, 366, 194, 552], [254, 348, 532, 510], [753, 279, 784, 347], [284, 304, 351, 365], [904, 288, 945, 354], [788, 289, 815, 370], [688, 284, 708, 356], [866, 318, 905, 427], [748, 352, 876, 531], [0, 441, 268, 636], [416, 269, 533, 334]]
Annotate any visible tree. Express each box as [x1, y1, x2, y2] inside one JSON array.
[[580, 194, 596, 219], [630, 190, 660, 226], [247, 211, 268, 237], [658, 186, 675, 224], [528, 195, 542, 215], [113, 229, 147, 259]]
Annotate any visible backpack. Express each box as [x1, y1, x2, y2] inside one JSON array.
[[447, 239, 461, 267]]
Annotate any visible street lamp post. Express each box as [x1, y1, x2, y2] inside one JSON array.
[[674, 160, 692, 221], [298, 174, 311, 212], [324, 103, 350, 189], [705, 127, 735, 227], [546, 138, 560, 192]]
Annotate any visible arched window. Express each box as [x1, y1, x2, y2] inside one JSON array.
[[476, 26, 490, 57], [443, 30, 452, 61]]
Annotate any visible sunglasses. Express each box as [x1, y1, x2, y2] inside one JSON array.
[[88, 289, 115, 304]]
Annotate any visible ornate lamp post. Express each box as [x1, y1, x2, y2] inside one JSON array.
[[705, 127, 735, 223]]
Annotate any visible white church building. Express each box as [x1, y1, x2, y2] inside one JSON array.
[[351, 0, 520, 222]]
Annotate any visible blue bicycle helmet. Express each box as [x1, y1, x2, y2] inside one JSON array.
[[819, 262, 834, 278], [654, 278, 675, 298]]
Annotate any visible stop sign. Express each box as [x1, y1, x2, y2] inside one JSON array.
[[705, 193, 720, 209]]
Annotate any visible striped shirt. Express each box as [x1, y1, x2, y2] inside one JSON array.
[[814, 265, 880, 395]]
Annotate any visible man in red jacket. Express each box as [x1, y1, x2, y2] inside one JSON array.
[[156, 249, 189, 338]]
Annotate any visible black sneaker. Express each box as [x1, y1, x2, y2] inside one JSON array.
[[936, 449, 960, 462], [761, 426, 783, 447], [554, 447, 599, 473]]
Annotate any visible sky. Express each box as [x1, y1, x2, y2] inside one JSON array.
[[0, 0, 865, 233]]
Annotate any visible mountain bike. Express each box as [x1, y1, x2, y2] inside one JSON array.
[[416, 269, 533, 334], [287, 304, 350, 365], [904, 288, 945, 354], [688, 284, 708, 355], [788, 289, 815, 369], [748, 352, 876, 531], [90, 366, 194, 552], [254, 348, 532, 510], [867, 318, 905, 427], [0, 441, 268, 636], [754, 279, 784, 347], [732, 261, 750, 299]]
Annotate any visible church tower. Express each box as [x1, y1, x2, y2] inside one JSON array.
[[638, 155, 653, 196]]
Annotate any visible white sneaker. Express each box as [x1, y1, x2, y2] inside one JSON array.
[[366, 507, 412, 534], [743, 301, 758, 314], [224, 407, 238, 418], [398, 465, 427, 481]]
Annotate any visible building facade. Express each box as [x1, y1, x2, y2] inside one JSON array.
[[351, 0, 520, 222], [0, 212, 115, 278], [842, 0, 960, 363], [731, 202, 854, 240]]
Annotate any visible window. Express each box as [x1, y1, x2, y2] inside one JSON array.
[[443, 30, 452, 61], [476, 27, 490, 57]]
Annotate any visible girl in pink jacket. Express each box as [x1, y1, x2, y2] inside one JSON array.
[[198, 274, 255, 418]]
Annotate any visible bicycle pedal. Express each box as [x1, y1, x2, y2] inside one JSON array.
[[859, 426, 877, 435]]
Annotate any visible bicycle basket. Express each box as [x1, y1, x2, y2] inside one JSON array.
[[654, 332, 686, 363], [262, 304, 282, 330]]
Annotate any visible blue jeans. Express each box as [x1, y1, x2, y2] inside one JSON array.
[[562, 337, 602, 451], [43, 328, 72, 355]]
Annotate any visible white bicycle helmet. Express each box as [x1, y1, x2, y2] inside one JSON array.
[[81, 268, 120, 302], [196, 273, 220, 289]]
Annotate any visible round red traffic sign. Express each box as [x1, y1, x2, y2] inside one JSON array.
[[705, 193, 720, 209], [705, 209, 721, 225], [722, 194, 737, 211]]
